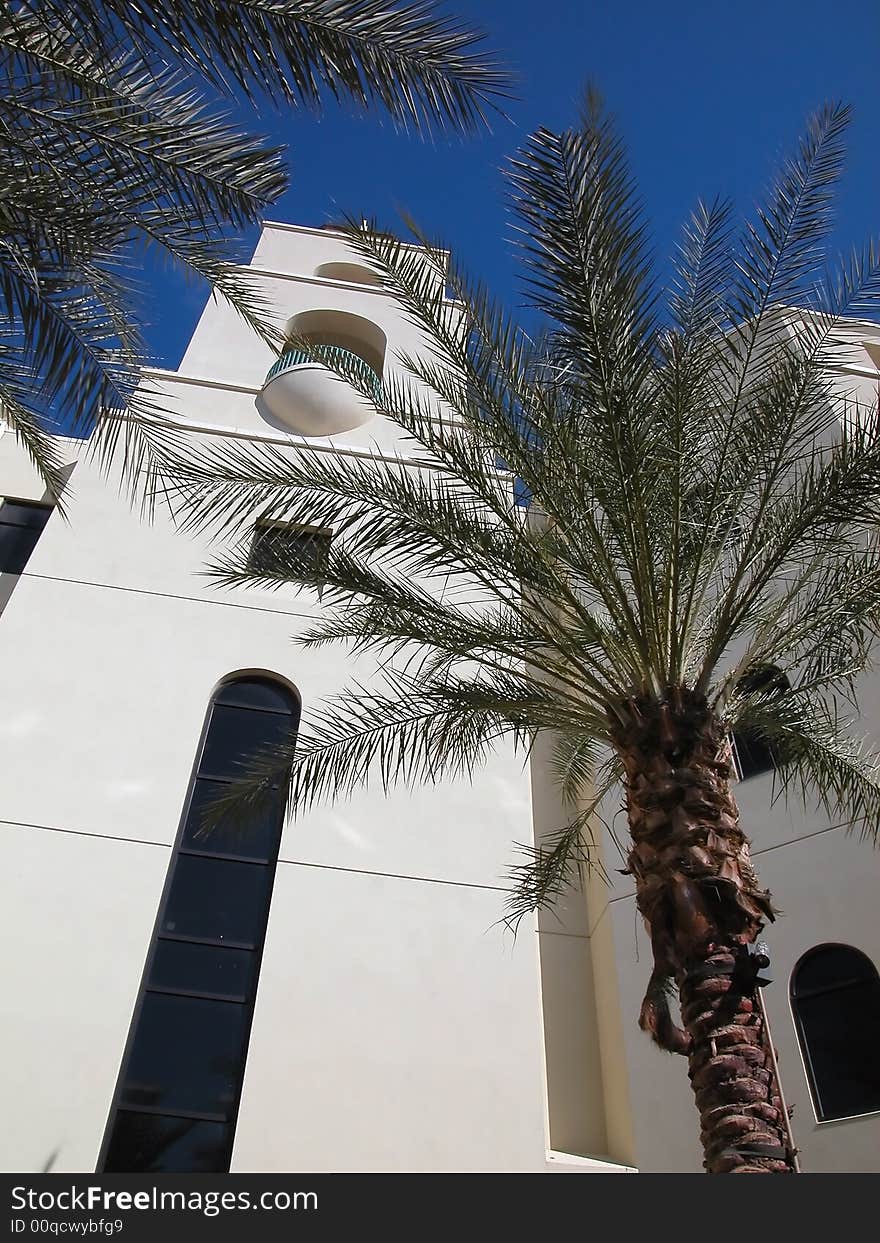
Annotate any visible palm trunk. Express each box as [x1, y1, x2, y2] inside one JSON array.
[[681, 946, 792, 1172], [610, 687, 797, 1174]]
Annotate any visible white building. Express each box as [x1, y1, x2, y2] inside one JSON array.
[[1, 223, 878, 1174]]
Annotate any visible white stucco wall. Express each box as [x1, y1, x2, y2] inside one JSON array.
[[0, 225, 569, 1175]]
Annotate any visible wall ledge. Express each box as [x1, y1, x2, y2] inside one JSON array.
[[544, 1149, 638, 1174]]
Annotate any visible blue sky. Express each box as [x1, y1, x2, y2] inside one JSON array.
[[144, 0, 880, 369]]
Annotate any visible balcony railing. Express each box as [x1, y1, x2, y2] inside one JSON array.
[[264, 346, 382, 401]]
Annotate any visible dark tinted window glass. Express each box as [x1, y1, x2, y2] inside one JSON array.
[[0, 500, 52, 574], [739, 665, 789, 696], [161, 856, 272, 948], [198, 704, 293, 780], [120, 994, 247, 1117], [733, 666, 791, 781], [182, 777, 283, 861], [248, 524, 331, 579], [798, 985, 880, 1119], [792, 945, 880, 1121], [103, 1112, 232, 1173], [0, 501, 51, 530], [215, 679, 298, 715], [149, 941, 256, 1002], [0, 525, 41, 575], [101, 675, 299, 1173], [733, 730, 775, 780], [793, 945, 875, 996]]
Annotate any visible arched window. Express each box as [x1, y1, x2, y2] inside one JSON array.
[[732, 665, 789, 780], [99, 675, 300, 1172], [790, 943, 880, 1122]]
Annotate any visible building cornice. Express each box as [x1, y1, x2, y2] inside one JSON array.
[[241, 263, 463, 309], [261, 218, 449, 258], [143, 367, 260, 395], [132, 375, 482, 472], [246, 265, 395, 296]]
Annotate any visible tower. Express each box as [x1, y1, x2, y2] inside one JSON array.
[[0, 224, 628, 1174]]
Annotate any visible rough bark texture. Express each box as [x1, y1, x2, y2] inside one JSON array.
[[609, 686, 796, 1174]]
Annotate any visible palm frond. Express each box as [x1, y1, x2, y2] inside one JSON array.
[[198, 668, 536, 835], [0, 379, 69, 504], [731, 690, 880, 842], [13, 1, 510, 134], [0, 0, 511, 492], [504, 752, 622, 932], [154, 99, 880, 905], [504, 811, 600, 934]]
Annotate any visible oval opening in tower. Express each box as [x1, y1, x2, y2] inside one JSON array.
[[314, 261, 382, 287], [286, 309, 386, 379], [258, 310, 386, 437]]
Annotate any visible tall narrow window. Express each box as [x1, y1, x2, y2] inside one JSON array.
[[99, 676, 299, 1172], [791, 944, 880, 1122], [0, 499, 52, 574]]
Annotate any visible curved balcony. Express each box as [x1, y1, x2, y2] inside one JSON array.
[[260, 346, 382, 437]]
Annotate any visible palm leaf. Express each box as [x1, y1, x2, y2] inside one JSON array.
[[0, 0, 511, 493]]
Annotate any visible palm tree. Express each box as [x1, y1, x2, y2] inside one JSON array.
[[146, 97, 880, 1173], [0, 0, 507, 498]]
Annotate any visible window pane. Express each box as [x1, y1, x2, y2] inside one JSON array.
[[119, 993, 248, 1117], [149, 941, 256, 1002], [103, 1111, 232, 1173], [794, 946, 876, 996], [0, 501, 51, 530], [248, 524, 331, 578], [800, 982, 880, 1119], [215, 679, 297, 715], [0, 524, 41, 575], [161, 855, 272, 947], [734, 729, 775, 780], [733, 665, 789, 780], [182, 777, 284, 861], [739, 665, 789, 696], [198, 704, 294, 780]]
